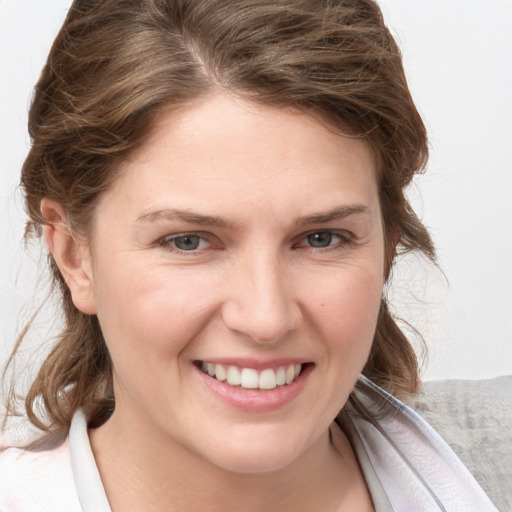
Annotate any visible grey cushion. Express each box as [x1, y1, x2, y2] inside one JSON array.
[[407, 375, 512, 512]]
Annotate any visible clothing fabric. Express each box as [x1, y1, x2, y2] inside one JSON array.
[[344, 377, 499, 511], [0, 377, 501, 511]]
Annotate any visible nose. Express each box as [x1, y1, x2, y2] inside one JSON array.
[[221, 254, 302, 344]]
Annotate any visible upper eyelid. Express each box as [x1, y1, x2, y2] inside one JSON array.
[[293, 229, 353, 243], [159, 231, 214, 242]]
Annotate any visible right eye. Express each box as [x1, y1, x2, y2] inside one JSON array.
[[293, 229, 353, 251], [158, 234, 212, 252]]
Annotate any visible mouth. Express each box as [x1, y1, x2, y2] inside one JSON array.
[[195, 361, 309, 391]]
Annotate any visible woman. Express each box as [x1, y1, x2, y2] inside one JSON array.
[[0, 0, 498, 510]]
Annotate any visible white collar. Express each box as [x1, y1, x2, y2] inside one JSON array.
[[346, 377, 498, 512], [69, 410, 112, 511]]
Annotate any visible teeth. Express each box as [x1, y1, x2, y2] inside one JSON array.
[[200, 363, 303, 389], [226, 366, 241, 386], [259, 369, 277, 390], [276, 367, 286, 386], [240, 368, 259, 389], [285, 365, 295, 384], [215, 364, 226, 382]]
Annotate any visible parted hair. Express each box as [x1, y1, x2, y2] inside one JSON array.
[[4, 0, 434, 442]]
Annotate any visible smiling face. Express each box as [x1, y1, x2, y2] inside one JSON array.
[[80, 94, 385, 473]]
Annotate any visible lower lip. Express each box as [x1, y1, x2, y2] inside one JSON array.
[[194, 364, 313, 413]]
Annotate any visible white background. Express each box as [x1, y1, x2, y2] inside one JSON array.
[[0, 1, 511, 382]]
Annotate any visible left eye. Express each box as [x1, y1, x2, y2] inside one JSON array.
[[307, 231, 335, 247], [160, 234, 210, 252], [300, 231, 350, 249]]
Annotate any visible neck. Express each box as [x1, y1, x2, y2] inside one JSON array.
[[89, 405, 370, 512]]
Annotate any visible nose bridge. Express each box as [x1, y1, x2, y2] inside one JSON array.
[[222, 248, 301, 343]]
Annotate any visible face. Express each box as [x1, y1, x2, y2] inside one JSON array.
[[82, 94, 385, 473]]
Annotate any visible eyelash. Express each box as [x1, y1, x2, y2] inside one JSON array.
[[157, 230, 353, 254]]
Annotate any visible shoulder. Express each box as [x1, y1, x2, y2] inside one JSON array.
[[408, 375, 512, 512], [0, 438, 82, 512]]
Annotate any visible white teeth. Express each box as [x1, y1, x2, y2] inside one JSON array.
[[240, 368, 259, 389], [259, 369, 277, 390], [226, 366, 241, 386], [285, 365, 295, 384], [201, 362, 304, 389], [215, 364, 226, 381], [276, 367, 286, 386]]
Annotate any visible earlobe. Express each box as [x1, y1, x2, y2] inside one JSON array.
[[41, 198, 97, 315]]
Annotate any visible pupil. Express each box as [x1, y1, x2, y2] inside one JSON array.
[[175, 235, 200, 250], [308, 232, 332, 247]]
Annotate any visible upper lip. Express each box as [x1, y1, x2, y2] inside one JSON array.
[[194, 358, 311, 371]]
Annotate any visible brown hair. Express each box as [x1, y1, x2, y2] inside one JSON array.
[[3, 0, 434, 442]]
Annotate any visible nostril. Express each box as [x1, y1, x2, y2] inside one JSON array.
[[221, 300, 302, 344]]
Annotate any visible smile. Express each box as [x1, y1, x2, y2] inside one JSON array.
[[199, 362, 303, 390]]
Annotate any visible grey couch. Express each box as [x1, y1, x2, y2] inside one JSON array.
[[407, 375, 512, 511]]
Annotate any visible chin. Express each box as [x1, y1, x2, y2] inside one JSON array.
[[195, 429, 313, 475], [212, 449, 299, 475]]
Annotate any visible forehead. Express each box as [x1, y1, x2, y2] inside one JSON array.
[[98, 94, 379, 224]]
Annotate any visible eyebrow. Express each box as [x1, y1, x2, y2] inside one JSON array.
[[136, 209, 234, 229], [293, 204, 370, 227], [136, 204, 369, 229]]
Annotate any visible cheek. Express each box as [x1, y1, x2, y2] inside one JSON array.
[[303, 265, 383, 357], [92, 260, 222, 366], [91, 266, 217, 410]]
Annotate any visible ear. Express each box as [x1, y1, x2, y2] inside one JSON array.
[[41, 198, 97, 315]]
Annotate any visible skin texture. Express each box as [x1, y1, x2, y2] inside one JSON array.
[[43, 94, 383, 511]]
